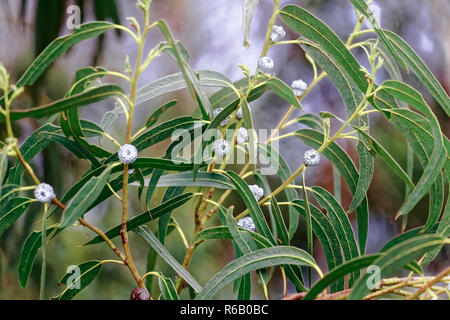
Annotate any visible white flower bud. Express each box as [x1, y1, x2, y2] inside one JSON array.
[[34, 183, 55, 203], [213, 108, 230, 127], [236, 107, 243, 119], [237, 216, 256, 232], [270, 25, 286, 42], [118, 144, 138, 164], [258, 56, 274, 74], [236, 127, 248, 144], [291, 79, 308, 96], [212, 139, 230, 157], [249, 184, 264, 201], [303, 149, 320, 166]]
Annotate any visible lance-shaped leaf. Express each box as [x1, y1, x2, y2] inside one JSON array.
[[1, 84, 124, 122], [135, 226, 202, 292], [242, 0, 260, 47], [265, 78, 304, 110], [18, 226, 57, 288], [225, 171, 277, 246], [257, 143, 299, 239], [383, 30, 450, 116], [156, 273, 180, 300], [349, 234, 447, 300], [60, 165, 115, 228], [299, 39, 373, 213], [84, 193, 194, 245], [380, 81, 446, 220], [294, 129, 369, 254], [156, 172, 234, 189], [145, 100, 177, 128], [135, 70, 234, 108], [291, 200, 344, 292], [195, 246, 319, 300], [54, 261, 103, 300], [7, 124, 59, 185], [0, 198, 34, 237], [311, 187, 360, 285], [0, 22, 115, 107]]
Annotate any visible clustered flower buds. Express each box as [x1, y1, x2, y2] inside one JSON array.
[[270, 25, 286, 42], [236, 127, 248, 144], [118, 144, 138, 164], [237, 216, 256, 232], [212, 139, 231, 157], [249, 184, 264, 201], [258, 56, 274, 74], [130, 287, 151, 300], [34, 183, 55, 203], [213, 108, 231, 127], [291, 79, 308, 96], [303, 149, 320, 167]]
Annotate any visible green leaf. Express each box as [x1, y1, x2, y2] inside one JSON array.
[[311, 187, 360, 284], [156, 172, 234, 189], [299, 39, 373, 213], [225, 171, 277, 245], [290, 113, 322, 131], [303, 254, 379, 300], [130, 158, 199, 172], [380, 225, 439, 253], [290, 200, 344, 292], [195, 246, 319, 300], [7, 124, 59, 185], [54, 260, 103, 300], [192, 226, 272, 248], [0, 147, 8, 185], [60, 165, 115, 229], [242, 0, 260, 47], [355, 129, 415, 190], [270, 198, 289, 246], [265, 78, 304, 110], [380, 81, 446, 219], [0, 198, 34, 237], [39, 131, 101, 167], [349, 234, 447, 300], [84, 193, 194, 246], [279, 5, 367, 95], [383, 30, 450, 116], [157, 20, 213, 119], [145, 100, 177, 128], [16, 22, 114, 88], [1, 84, 124, 122], [134, 226, 202, 292], [257, 143, 299, 239], [157, 273, 180, 300], [135, 70, 233, 108], [294, 129, 369, 253], [158, 187, 185, 244], [18, 226, 56, 288]]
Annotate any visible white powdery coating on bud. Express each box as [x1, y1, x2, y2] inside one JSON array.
[[291, 79, 308, 96], [237, 127, 248, 144], [270, 25, 286, 42], [236, 107, 243, 119], [118, 144, 138, 164], [249, 184, 264, 201], [34, 183, 55, 203], [237, 216, 256, 232], [213, 139, 230, 157], [303, 149, 320, 166], [213, 108, 230, 127], [258, 56, 274, 74]]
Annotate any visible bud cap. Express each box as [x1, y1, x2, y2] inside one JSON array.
[[303, 149, 320, 166], [34, 183, 55, 203], [118, 144, 138, 164]]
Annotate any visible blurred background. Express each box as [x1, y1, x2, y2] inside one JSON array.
[[0, 0, 448, 299]]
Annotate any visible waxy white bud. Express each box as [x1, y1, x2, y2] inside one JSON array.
[[270, 25, 286, 42], [118, 144, 138, 164], [212, 139, 230, 157], [237, 216, 256, 232], [291, 79, 308, 96], [303, 149, 320, 167], [258, 56, 274, 74], [237, 127, 249, 144], [34, 183, 55, 203], [249, 184, 264, 201]]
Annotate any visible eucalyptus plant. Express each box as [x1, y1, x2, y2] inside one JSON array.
[[0, 0, 449, 300]]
